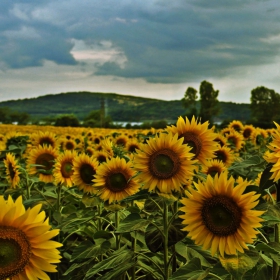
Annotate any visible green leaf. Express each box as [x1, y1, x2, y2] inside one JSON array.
[[94, 230, 114, 240], [63, 258, 93, 276], [259, 163, 274, 192], [84, 247, 133, 279], [219, 249, 259, 280], [116, 213, 150, 233], [71, 240, 111, 262], [253, 264, 271, 280], [255, 242, 279, 254], [97, 262, 135, 280], [169, 258, 209, 280]]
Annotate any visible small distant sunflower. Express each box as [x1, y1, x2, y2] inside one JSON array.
[[133, 132, 197, 193], [220, 127, 232, 137], [201, 159, 226, 177], [92, 157, 140, 203], [54, 150, 76, 187], [166, 116, 218, 164], [93, 150, 109, 164], [0, 195, 62, 280], [214, 145, 235, 167], [27, 145, 58, 183], [251, 128, 268, 146], [242, 125, 255, 140], [101, 138, 114, 157], [72, 153, 99, 194], [228, 120, 244, 133], [126, 140, 141, 154], [85, 146, 95, 157], [31, 131, 57, 148], [225, 130, 244, 151], [214, 133, 227, 147], [180, 172, 265, 257], [3, 152, 21, 188], [115, 134, 129, 147], [61, 139, 77, 151]]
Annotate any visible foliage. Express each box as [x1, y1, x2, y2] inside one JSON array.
[[250, 86, 280, 125], [199, 80, 220, 123], [54, 114, 80, 127], [181, 87, 198, 117]]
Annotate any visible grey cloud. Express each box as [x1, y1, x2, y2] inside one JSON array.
[[1, 0, 280, 83]]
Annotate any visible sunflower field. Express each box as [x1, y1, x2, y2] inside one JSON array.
[[1, 116, 280, 280]]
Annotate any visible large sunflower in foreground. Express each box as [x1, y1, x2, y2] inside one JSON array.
[[180, 172, 264, 258], [166, 116, 218, 164], [27, 145, 59, 183], [133, 132, 197, 193], [0, 195, 62, 280], [3, 152, 21, 188], [92, 157, 139, 203], [53, 150, 76, 187], [72, 153, 99, 194]]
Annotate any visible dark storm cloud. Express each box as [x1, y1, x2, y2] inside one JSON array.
[[1, 0, 280, 83]]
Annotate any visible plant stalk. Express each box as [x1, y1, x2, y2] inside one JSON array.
[[163, 201, 169, 280]]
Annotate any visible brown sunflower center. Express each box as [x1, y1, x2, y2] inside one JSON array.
[[106, 172, 128, 192], [35, 153, 55, 172], [8, 163, 16, 179], [207, 166, 221, 177], [243, 129, 251, 139], [97, 155, 107, 163], [181, 132, 202, 159], [128, 144, 139, 153], [202, 195, 242, 236], [61, 161, 73, 178], [149, 149, 180, 179], [215, 151, 227, 163], [80, 163, 95, 184], [0, 226, 31, 279], [65, 141, 75, 150], [39, 137, 54, 147]]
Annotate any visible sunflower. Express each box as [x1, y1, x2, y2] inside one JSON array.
[[251, 128, 268, 147], [225, 130, 244, 151], [31, 131, 57, 148], [133, 132, 197, 193], [242, 125, 255, 140], [180, 172, 264, 257], [228, 120, 244, 133], [214, 133, 227, 147], [72, 153, 99, 194], [0, 195, 62, 280], [214, 145, 235, 167], [166, 116, 218, 164], [93, 150, 109, 164], [201, 159, 226, 177], [27, 145, 59, 183], [92, 157, 140, 203], [61, 139, 77, 151], [53, 150, 76, 187], [114, 134, 129, 148], [3, 152, 21, 189], [126, 140, 141, 154]]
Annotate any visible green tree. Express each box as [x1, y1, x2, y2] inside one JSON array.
[[199, 80, 220, 123], [10, 111, 30, 125], [83, 110, 112, 128], [250, 86, 280, 124], [181, 87, 198, 118], [54, 114, 80, 127]]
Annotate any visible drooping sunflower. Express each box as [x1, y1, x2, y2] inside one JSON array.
[[214, 145, 235, 167], [0, 195, 62, 280], [228, 120, 244, 133], [133, 131, 197, 193], [251, 128, 268, 147], [180, 172, 264, 257], [92, 156, 140, 203], [3, 152, 21, 188], [72, 153, 99, 194], [53, 150, 76, 187], [225, 130, 244, 151], [201, 159, 226, 177], [242, 125, 255, 140], [166, 116, 218, 164], [27, 145, 59, 183]]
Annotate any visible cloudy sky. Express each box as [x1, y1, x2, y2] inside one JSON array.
[[1, 0, 280, 104]]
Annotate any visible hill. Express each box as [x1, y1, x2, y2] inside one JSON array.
[[0, 91, 251, 123]]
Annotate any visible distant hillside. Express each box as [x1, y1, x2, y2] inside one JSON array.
[[0, 91, 251, 122]]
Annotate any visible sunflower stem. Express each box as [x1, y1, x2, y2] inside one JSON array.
[[163, 201, 170, 280], [115, 210, 120, 250], [273, 181, 280, 280], [131, 231, 137, 280], [57, 184, 62, 212]]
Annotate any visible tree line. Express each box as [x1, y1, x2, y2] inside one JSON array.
[[182, 81, 280, 128]]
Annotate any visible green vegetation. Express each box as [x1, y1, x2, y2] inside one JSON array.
[[0, 91, 251, 125]]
